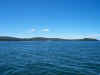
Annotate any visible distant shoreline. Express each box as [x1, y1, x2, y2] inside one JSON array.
[[0, 36, 99, 41]]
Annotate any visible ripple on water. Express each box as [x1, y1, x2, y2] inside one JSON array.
[[0, 41, 100, 75]]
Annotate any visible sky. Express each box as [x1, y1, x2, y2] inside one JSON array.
[[0, 0, 100, 39]]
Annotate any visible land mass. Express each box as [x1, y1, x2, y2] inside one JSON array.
[[0, 36, 99, 41]]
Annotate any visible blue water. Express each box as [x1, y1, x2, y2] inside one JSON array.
[[0, 41, 100, 75]]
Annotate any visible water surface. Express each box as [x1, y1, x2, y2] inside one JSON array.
[[0, 41, 100, 75]]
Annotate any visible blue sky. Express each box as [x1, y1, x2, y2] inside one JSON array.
[[0, 0, 100, 39]]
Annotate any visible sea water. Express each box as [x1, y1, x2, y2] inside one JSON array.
[[0, 41, 100, 75]]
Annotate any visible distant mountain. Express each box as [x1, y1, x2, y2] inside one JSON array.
[[78, 38, 99, 41], [0, 36, 99, 41], [0, 36, 23, 41]]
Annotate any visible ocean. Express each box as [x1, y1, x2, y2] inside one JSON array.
[[0, 41, 100, 75]]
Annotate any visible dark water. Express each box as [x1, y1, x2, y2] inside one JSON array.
[[0, 41, 100, 75]]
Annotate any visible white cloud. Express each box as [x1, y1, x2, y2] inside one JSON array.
[[61, 34, 100, 39], [31, 28, 36, 32], [85, 34, 100, 38], [42, 28, 49, 32]]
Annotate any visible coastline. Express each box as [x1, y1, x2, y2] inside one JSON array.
[[0, 36, 99, 41]]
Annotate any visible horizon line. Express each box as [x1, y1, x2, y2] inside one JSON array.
[[0, 35, 99, 40]]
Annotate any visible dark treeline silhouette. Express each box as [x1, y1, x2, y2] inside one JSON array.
[[0, 36, 99, 41]]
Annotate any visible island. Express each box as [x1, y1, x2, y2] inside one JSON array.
[[0, 36, 99, 41]]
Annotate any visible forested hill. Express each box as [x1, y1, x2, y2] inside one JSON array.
[[0, 36, 99, 41]]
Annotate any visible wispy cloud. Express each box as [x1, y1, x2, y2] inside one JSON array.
[[31, 28, 36, 32], [28, 28, 49, 33], [84, 34, 100, 38], [59, 34, 100, 39], [42, 28, 49, 32], [26, 28, 36, 33]]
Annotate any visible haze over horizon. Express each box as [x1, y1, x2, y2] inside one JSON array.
[[0, 0, 100, 39]]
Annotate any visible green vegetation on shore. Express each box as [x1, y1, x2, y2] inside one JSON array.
[[0, 36, 99, 41]]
